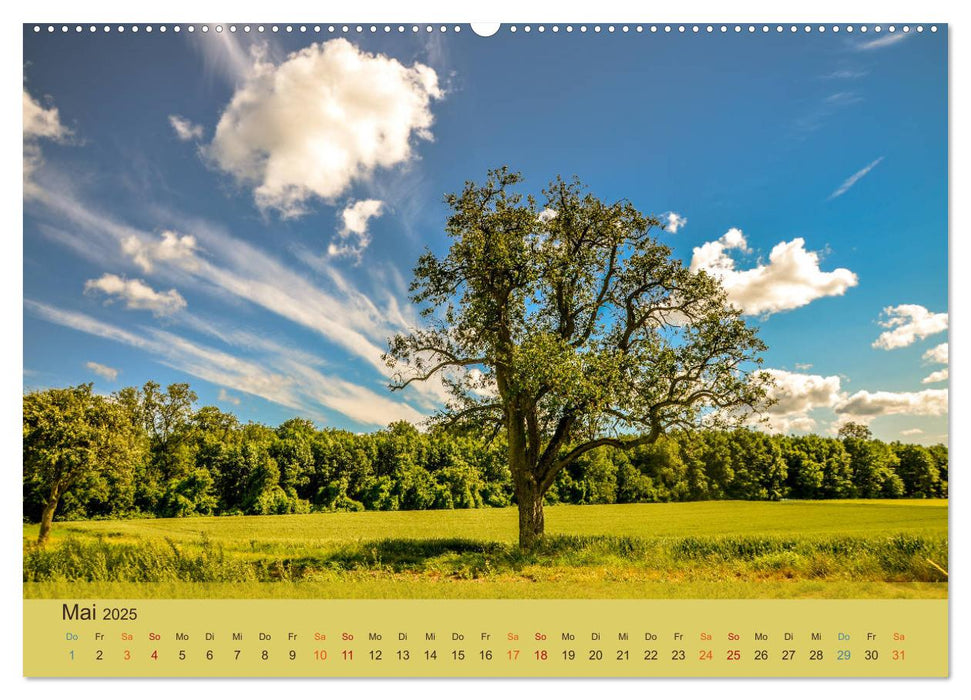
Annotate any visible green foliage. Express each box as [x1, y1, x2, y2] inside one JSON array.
[[23, 384, 145, 541], [24, 379, 948, 526], [385, 168, 773, 546], [891, 443, 943, 498], [838, 421, 873, 441], [159, 470, 217, 518], [843, 437, 905, 498]]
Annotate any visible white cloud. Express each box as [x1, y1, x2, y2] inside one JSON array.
[[85, 361, 119, 382], [720, 227, 749, 251], [923, 342, 948, 365], [537, 208, 558, 224], [690, 228, 749, 272], [690, 229, 858, 316], [835, 388, 947, 418], [922, 369, 948, 384], [23, 88, 72, 194], [794, 362, 813, 370], [84, 274, 187, 317], [901, 428, 924, 436], [663, 211, 687, 233], [855, 33, 910, 51], [24, 89, 70, 140], [757, 368, 844, 433], [464, 367, 498, 398], [829, 157, 884, 199], [764, 369, 844, 415], [872, 305, 948, 350], [206, 38, 443, 217], [765, 414, 819, 434], [217, 388, 241, 405], [328, 199, 384, 259], [755, 367, 949, 432], [122, 230, 199, 273], [169, 115, 204, 141]]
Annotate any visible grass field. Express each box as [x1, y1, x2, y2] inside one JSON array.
[[23, 500, 948, 600]]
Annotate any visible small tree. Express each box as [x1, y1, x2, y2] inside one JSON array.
[[386, 168, 771, 548], [23, 384, 142, 545], [837, 421, 872, 442]]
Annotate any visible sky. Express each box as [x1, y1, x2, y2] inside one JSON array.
[[22, 24, 948, 444]]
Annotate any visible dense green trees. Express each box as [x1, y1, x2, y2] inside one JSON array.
[[781, 434, 855, 499], [23, 382, 948, 534]]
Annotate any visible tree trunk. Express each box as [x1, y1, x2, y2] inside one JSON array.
[[517, 482, 545, 550], [37, 494, 59, 546], [505, 403, 546, 550]]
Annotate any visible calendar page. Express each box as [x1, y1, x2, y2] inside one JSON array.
[[21, 19, 948, 679]]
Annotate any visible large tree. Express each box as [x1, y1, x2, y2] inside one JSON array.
[[386, 168, 771, 548], [23, 384, 142, 545]]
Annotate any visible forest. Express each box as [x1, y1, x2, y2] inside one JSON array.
[[23, 381, 948, 527]]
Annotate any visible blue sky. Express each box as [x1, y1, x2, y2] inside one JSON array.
[[22, 24, 948, 443]]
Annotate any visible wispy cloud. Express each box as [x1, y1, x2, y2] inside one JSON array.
[[168, 115, 204, 141], [855, 32, 911, 51], [188, 28, 259, 86], [217, 388, 240, 405], [828, 157, 884, 199], [793, 91, 863, 135], [821, 68, 869, 80], [25, 300, 424, 427], [35, 175, 458, 410], [30, 182, 388, 368]]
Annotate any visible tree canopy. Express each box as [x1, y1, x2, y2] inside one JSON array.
[[23, 384, 141, 544], [386, 168, 773, 547]]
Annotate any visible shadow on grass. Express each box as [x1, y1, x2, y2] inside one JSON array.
[[312, 535, 654, 573], [322, 538, 507, 570]]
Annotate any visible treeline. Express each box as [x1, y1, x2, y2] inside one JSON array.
[[23, 383, 948, 524]]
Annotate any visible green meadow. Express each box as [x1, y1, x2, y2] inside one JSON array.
[[23, 500, 948, 600]]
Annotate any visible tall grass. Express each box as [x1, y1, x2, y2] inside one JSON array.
[[23, 535, 259, 583], [24, 532, 948, 584]]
